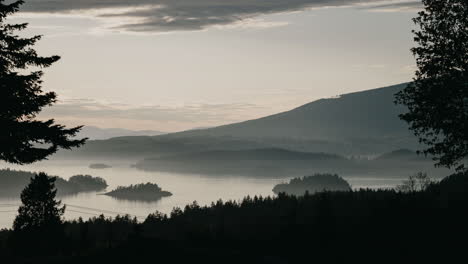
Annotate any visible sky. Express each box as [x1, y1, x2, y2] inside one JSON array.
[[9, 0, 421, 132]]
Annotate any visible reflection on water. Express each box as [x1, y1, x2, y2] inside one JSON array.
[[0, 159, 403, 229]]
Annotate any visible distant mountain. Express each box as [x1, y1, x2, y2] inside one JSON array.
[[142, 83, 420, 155], [78, 126, 165, 140], [58, 83, 420, 159], [166, 83, 412, 141]]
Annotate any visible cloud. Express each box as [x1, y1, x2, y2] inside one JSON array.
[[351, 63, 387, 69], [39, 98, 266, 131], [19, 0, 418, 32], [362, 1, 422, 12]]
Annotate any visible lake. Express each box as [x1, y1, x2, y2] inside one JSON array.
[[0, 159, 404, 229]]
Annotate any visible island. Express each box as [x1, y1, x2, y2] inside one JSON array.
[[104, 183, 172, 201], [0, 169, 108, 197], [273, 173, 352, 196], [66, 175, 108, 192], [89, 163, 112, 169]]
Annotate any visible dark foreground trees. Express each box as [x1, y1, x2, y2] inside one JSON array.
[[0, 0, 85, 164], [396, 0, 468, 172], [0, 172, 467, 263], [13, 173, 65, 231]]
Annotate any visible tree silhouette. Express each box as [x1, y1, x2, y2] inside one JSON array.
[[395, 172, 432, 193], [0, 0, 86, 164], [396, 0, 468, 172], [13, 173, 65, 231], [10, 173, 66, 255]]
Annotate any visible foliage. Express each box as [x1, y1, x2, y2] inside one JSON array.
[[396, 172, 433, 192], [8, 173, 66, 255], [0, 0, 85, 164], [395, 0, 468, 172], [13, 173, 65, 231]]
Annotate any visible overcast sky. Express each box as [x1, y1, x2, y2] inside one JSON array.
[[10, 0, 421, 132]]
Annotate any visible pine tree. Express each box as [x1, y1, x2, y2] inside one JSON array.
[[10, 173, 66, 254], [396, 0, 468, 172], [0, 0, 85, 164], [13, 173, 65, 231]]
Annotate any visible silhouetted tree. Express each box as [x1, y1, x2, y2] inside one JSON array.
[[0, 0, 85, 164], [10, 173, 66, 255], [13, 173, 65, 231], [396, 172, 432, 192], [396, 0, 468, 172]]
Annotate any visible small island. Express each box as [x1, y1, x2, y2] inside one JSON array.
[[104, 183, 172, 201], [89, 163, 112, 169], [273, 174, 352, 196], [66, 175, 108, 192]]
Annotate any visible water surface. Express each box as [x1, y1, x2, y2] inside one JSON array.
[[0, 159, 404, 229]]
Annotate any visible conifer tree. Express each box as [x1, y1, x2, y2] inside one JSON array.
[[10, 173, 65, 254], [0, 0, 85, 164], [13, 173, 65, 231]]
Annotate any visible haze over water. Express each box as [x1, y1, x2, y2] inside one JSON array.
[[0, 159, 404, 229]]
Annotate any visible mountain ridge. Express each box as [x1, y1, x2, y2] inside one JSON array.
[[56, 83, 418, 159], [160, 83, 412, 141], [78, 126, 165, 140]]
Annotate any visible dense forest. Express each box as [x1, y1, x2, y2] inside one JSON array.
[[0, 172, 466, 263]]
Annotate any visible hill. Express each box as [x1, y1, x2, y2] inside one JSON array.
[[78, 126, 165, 140], [134, 147, 451, 178], [135, 148, 356, 177], [155, 148, 346, 162], [56, 83, 419, 159], [166, 83, 412, 141]]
